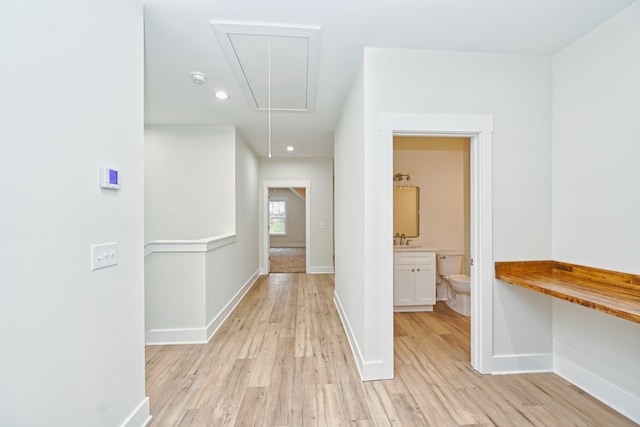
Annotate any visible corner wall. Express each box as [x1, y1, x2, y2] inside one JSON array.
[[334, 62, 369, 377], [551, 2, 640, 421], [362, 47, 553, 373], [0, 1, 148, 426], [144, 126, 260, 345]]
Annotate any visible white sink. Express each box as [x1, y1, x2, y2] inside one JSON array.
[[393, 244, 422, 249]]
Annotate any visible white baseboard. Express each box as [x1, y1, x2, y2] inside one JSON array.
[[120, 397, 151, 427], [308, 266, 335, 274], [146, 269, 260, 345], [333, 291, 365, 379], [555, 355, 640, 424], [333, 290, 391, 381], [490, 352, 553, 374], [145, 327, 208, 345], [206, 269, 260, 341]]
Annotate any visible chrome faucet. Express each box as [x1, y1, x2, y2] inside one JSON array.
[[400, 233, 406, 245]]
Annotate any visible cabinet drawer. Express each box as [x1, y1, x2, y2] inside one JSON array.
[[394, 251, 435, 264]]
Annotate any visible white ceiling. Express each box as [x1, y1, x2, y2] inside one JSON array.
[[143, 0, 635, 158]]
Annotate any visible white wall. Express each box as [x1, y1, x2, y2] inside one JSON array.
[[144, 127, 260, 344], [335, 47, 553, 378], [0, 1, 148, 426], [206, 131, 260, 326], [551, 2, 640, 421], [259, 158, 334, 272], [334, 63, 368, 377], [145, 126, 236, 241], [233, 130, 261, 288], [268, 188, 306, 247], [365, 47, 553, 363]]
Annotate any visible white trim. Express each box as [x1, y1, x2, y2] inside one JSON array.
[[144, 233, 236, 258], [119, 397, 151, 427], [210, 21, 320, 113], [333, 291, 365, 380], [334, 290, 387, 381], [288, 187, 306, 201], [555, 355, 640, 424], [307, 266, 335, 274], [146, 268, 261, 345], [490, 353, 553, 374], [206, 269, 260, 341], [380, 113, 494, 377], [145, 327, 208, 345], [262, 181, 311, 274]]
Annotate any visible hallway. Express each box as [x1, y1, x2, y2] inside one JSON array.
[[145, 273, 636, 426]]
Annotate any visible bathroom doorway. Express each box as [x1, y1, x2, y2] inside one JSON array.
[[381, 113, 494, 374], [393, 135, 471, 281], [393, 135, 472, 353]]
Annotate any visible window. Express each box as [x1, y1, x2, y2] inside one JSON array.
[[268, 198, 287, 235]]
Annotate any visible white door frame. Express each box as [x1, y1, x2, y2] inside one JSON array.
[[381, 113, 494, 374], [261, 180, 311, 274]]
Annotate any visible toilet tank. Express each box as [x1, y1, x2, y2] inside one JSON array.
[[436, 252, 463, 276]]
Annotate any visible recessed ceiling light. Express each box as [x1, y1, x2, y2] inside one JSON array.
[[191, 71, 207, 84], [286, 146, 294, 152], [214, 90, 229, 100]]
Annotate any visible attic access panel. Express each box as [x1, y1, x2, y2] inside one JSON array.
[[212, 22, 321, 112]]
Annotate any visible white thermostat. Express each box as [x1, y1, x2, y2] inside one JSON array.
[[100, 166, 121, 190]]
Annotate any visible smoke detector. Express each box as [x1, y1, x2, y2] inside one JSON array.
[[190, 71, 207, 84]]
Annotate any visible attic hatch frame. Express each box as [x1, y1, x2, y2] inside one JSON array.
[[211, 21, 321, 113]]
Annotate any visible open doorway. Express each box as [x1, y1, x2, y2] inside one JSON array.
[[268, 187, 307, 273], [393, 135, 471, 294], [380, 113, 494, 375], [261, 181, 311, 274]]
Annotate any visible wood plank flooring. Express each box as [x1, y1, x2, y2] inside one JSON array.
[[145, 273, 637, 426]]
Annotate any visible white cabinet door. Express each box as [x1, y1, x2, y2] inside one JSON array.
[[394, 251, 436, 310], [414, 263, 436, 305], [394, 263, 415, 306]]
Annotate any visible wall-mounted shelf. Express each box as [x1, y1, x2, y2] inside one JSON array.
[[495, 260, 640, 323]]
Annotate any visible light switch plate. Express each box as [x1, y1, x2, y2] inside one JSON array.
[[91, 242, 118, 271]]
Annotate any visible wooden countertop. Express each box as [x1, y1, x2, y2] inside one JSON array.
[[495, 261, 640, 324]]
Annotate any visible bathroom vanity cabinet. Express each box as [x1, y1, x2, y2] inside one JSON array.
[[394, 250, 436, 311]]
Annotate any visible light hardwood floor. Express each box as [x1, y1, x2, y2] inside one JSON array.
[[145, 273, 637, 426]]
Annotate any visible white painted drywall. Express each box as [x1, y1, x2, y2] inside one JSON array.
[[551, 2, 640, 421], [259, 158, 334, 272], [206, 132, 260, 326], [144, 126, 236, 241], [144, 128, 260, 344], [334, 62, 368, 376], [232, 130, 261, 286], [335, 47, 553, 378], [0, 1, 148, 426], [268, 188, 306, 247]]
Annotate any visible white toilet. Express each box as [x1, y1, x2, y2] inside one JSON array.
[[436, 252, 471, 316]]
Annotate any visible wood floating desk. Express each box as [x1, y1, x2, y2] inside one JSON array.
[[495, 260, 640, 324]]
